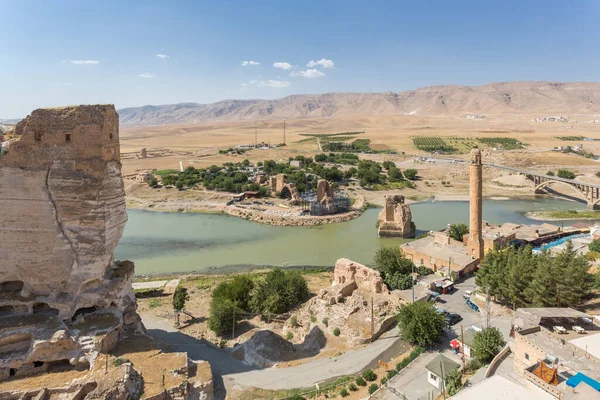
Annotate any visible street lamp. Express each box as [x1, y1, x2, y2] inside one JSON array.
[[407, 253, 415, 303]]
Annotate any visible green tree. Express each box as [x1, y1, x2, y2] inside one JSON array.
[[557, 168, 576, 179], [506, 246, 536, 309], [555, 240, 593, 306], [382, 161, 395, 170], [448, 223, 469, 242], [589, 239, 600, 252], [374, 246, 415, 290], [148, 178, 158, 187], [445, 368, 463, 396], [529, 251, 557, 307], [396, 301, 445, 347], [172, 286, 189, 311], [249, 269, 309, 316], [472, 327, 505, 363], [208, 299, 239, 336], [176, 181, 184, 190], [403, 169, 418, 180], [212, 275, 254, 310]]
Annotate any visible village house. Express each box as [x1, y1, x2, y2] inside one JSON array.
[[401, 232, 479, 279], [426, 353, 460, 391]]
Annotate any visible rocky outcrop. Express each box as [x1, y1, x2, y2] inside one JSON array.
[[377, 195, 416, 238], [0, 106, 213, 398], [333, 258, 386, 294]]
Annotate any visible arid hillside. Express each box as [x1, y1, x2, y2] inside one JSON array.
[[118, 81, 600, 126]]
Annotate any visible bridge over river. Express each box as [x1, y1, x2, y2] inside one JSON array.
[[485, 163, 600, 210]]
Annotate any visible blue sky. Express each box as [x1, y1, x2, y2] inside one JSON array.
[[1, 0, 599, 117]]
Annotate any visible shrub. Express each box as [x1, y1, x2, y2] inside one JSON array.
[[589, 239, 600, 253], [465, 358, 484, 373], [148, 299, 161, 308], [348, 383, 357, 391], [417, 266, 433, 276], [212, 275, 254, 310], [310, 315, 317, 323], [355, 377, 366, 387], [362, 369, 377, 382], [557, 168, 576, 179], [172, 286, 189, 311], [285, 394, 304, 400], [596, 171, 600, 178], [322, 317, 329, 327], [368, 383, 378, 395], [333, 327, 341, 337], [290, 315, 298, 327], [148, 178, 158, 187], [547, 170, 555, 176], [286, 331, 293, 340], [445, 368, 463, 396], [386, 369, 398, 379], [404, 169, 418, 180], [249, 269, 309, 316], [339, 388, 349, 397], [208, 299, 238, 336], [380, 377, 388, 385], [112, 357, 128, 367]]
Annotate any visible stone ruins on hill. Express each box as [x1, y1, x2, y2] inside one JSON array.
[[0, 105, 212, 399]]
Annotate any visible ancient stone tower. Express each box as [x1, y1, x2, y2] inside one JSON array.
[[377, 195, 416, 238], [466, 147, 484, 260]]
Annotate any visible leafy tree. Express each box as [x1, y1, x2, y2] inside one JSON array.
[[472, 327, 505, 363], [176, 181, 184, 190], [529, 251, 557, 307], [506, 246, 536, 309], [396, 301, 445, 347], [449, 223, 469, 242], [445, 368, 463, 396], [403, 169, 418, 180], [212, 275, 254, 310], [589, 239, 600, 253], [388, 167, 403, 181], [362, 369, 377, 381], [557, 168, 576, 179], [374, 246, 415, 290], [172, 286, 189, 311], [208, 299, 238, 336], [382, 161, 395, 170], [555, 240, 593, 306], [417, 266, 433, 276], [344, 167, 358, 180], [249, 269, 309, 316]]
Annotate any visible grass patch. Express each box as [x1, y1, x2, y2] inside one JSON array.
[[533, 210, 600, 219]]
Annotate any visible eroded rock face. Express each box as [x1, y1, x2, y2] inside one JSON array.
[[377, 195, 416, 238], [0, 105, 141, 379]]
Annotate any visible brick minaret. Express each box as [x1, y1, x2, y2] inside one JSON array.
[[467, 147, 484, 260]]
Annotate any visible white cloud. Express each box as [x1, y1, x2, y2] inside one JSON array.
[[307, 58, 335, 69], [138, 72, 156, 78], [259, 80, 290, 88], [69, 60, 99, 65], [241, 60, 260, 66], [243, 79, 290, 88], [291, 69, 325, 78], [156, 54, 169, 59], [273, 62, 292, 70]]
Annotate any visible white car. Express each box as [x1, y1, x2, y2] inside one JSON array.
[[463, 290, 473, 299]]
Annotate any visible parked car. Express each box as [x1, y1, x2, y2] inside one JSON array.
[[463, 290, 473, 299], [435, 308, 449, 316], [445, 313, 463, 326]]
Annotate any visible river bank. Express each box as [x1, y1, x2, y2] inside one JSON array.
[[526, 209, 600, 221]]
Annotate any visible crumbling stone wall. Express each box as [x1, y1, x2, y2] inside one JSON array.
[[0, 105, 141, 380], [333, 258, 386, 293], [377, 195, 416, 238], [316, 179, 334, 204]]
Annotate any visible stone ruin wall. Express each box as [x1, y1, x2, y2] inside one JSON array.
[[0, 106, 141, 380], [333, 258, 386, 294], [316, 179, 334, 204], [377, 195, 416, 238]]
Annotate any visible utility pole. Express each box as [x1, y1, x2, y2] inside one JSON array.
[[370, 297, 374, 339], [409, 254, 415, 303], [440, 360, 446, 400], [461, 325, 465, 375]]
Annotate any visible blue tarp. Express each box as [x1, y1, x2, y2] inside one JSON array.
[[566, 372, 600, 391]]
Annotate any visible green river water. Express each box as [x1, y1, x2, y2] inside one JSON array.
[[115, 197, 592, 275]]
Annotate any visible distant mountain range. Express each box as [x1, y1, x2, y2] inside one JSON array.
[[6, 82, 600, 126]]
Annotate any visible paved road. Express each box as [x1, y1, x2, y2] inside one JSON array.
[[143, 315, 408, 395]]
